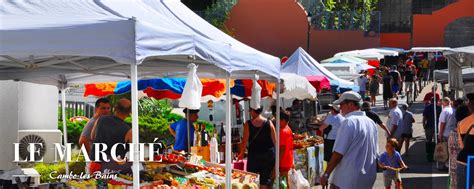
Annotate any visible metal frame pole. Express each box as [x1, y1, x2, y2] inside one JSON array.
[[225, 73, 232, 189], [275, 79, 281, 189], [61, 87, 69, 174], [131, 64, 140, 188]]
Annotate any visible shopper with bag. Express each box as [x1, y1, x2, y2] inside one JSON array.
[[436, 97, 456, 170], [320, 91, 378, 189], [238, 107, 276, 189]]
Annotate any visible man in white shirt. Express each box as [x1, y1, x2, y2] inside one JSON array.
[[319, 104, 345, 162], [320, 91, 378, 189], [356, 71, 369, 100], [387, 98, 403, 140], [438, 97, 456, 143]]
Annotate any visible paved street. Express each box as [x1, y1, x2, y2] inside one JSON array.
[[315, 82, 449, 189], [372, 82, 449, 189]]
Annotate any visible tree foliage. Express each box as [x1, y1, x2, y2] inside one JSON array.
[[203, 0, 237, 35]]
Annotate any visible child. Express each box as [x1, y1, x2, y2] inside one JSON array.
[[279, 111, 294, 178], [379, 138, 408, 189]]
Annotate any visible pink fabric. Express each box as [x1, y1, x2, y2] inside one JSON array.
[[305, 76, 331, 92]]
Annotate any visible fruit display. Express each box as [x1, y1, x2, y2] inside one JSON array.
[[154, 153, 187, 164], [66, 179, 96, 189]]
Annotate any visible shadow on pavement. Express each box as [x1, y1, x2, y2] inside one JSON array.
[[402, 176, 449, 189], [400, 138, 450, 175], [408, 101, 426, 114]]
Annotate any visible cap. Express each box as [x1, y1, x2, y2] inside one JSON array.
[[183, 108, 200, 114], [332, 91, 362, 105], [361, 101, 371, 110], [328, 104, 340, 112]]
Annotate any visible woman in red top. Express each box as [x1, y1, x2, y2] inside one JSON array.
[[279, 111, 294, 177]]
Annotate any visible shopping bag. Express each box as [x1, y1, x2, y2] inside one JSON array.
[[433, 142, 448, 162], [295, 169, 310, 189], [233, 159, 244, 170], [288, 169, 297, 189]]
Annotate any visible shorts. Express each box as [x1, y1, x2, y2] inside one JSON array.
[[401, 133, 413, 139], [383, 174, 402, 187], [405, 82, 413, 91], [392, 84, 400, 94], [324, 139, 335, 162], [247, 150, 275, 186]]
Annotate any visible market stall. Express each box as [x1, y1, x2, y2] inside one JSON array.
[[65, 153, 260, 188], [282, 47, 359, 93], [0, 1, 281, 189], [334, 49, 386, 60]]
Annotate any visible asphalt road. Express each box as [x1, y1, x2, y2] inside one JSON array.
[[314, 82, 449, 189]]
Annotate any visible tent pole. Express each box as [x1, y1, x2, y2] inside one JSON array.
[[275, 79, 281, 189], [61, 87, 69, 174], [187, 109, 190, 152], [225, 73, 232, 189], [131, 64, 140, 188]]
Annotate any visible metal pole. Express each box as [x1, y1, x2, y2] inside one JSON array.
[[130, 64, 140, 188], [275, 79, 281, 189], [225, 73, 232, 189], [61, 87, 69, 174], [187, 109, 190, 152]]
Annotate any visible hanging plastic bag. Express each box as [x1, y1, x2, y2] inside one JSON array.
[[179, 63, 203, 109], [288, 169, 297, 189], [250, 74, 261, 110], [295, 169, 310, 189], [433, 142, 448, 162]]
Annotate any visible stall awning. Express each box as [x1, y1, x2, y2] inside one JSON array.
[[84, 78, 232, 100], [409, 47, 451, 52], [277, 73, 317, 100], [334, 49, 385, 60]]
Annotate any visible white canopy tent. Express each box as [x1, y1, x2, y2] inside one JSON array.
[[140, 0, 284, 185], [410, 47, 452, 52], [321, 63, 375, 80], [144, 0, 280, 79], [443, 46, 474, 92], [282, 47, 359, 92], [334, 49, 385, 60], [320, 55, 368, 64], [433, 68, 474, 83], [0, 1, 281, 188], [276, 73, 317, 100], [364, 48, 399, 56]]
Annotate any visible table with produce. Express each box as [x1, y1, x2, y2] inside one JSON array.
[[292, 133, 325, 187]]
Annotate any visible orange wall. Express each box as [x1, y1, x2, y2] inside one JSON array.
[[380, 33, 411, 49], [225, 0, 379, 60], [312, 31, 379, 60], [413, 0, 474, 47]]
